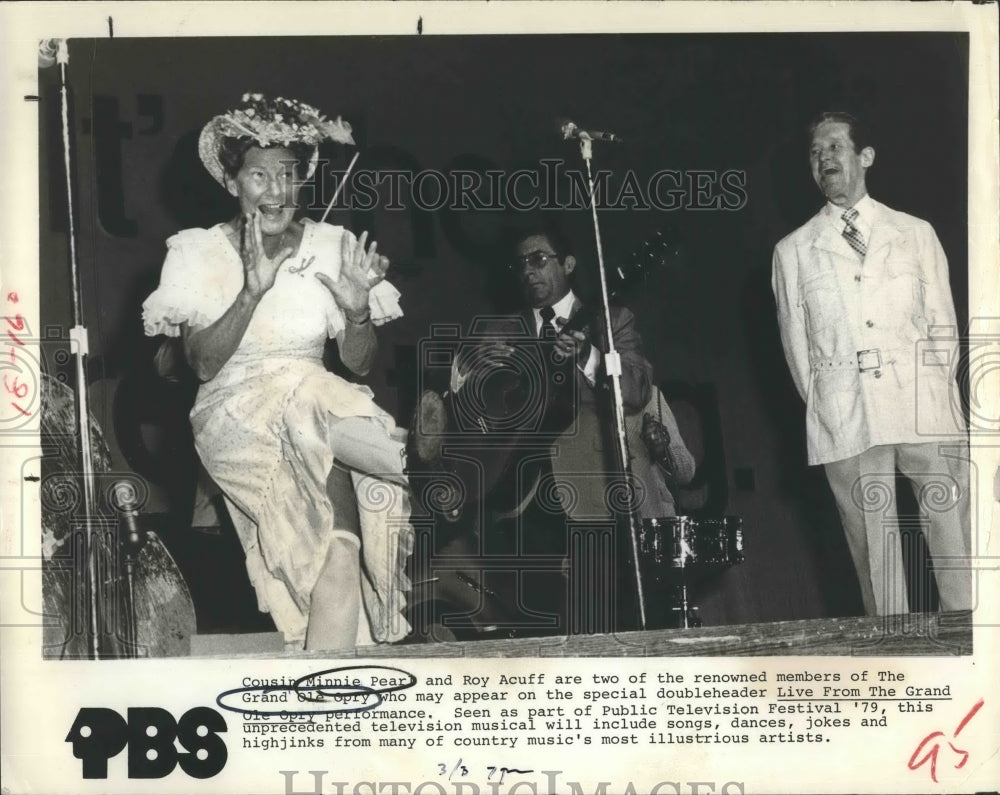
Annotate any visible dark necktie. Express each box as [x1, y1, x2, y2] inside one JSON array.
[[538, 305, 556, 339], [841, 207, 867, 260]]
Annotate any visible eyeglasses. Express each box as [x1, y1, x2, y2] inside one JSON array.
[[508, 250, 560, 272]]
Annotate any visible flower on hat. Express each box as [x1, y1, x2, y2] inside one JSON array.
[[217, 93, 354, 148]]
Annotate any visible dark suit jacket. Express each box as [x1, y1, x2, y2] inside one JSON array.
[[455, 299, 652, 430], [558, 297, 652, 414], [460, 299, 689, 520], [441, 297, 694, 522], [543, 300, 691, 520]]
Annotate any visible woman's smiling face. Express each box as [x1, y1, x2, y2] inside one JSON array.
[[226, 146, 301, 236]]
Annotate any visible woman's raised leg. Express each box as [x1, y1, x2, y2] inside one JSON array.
[[305, 536, 360, 651], [327, 416, 408, 485]]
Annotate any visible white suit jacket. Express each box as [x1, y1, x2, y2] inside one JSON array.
[[772, 199, 965, 465]]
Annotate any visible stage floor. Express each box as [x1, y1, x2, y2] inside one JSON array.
[[193, 610, 972, 660]]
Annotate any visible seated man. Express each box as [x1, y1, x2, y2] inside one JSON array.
[[409, 220, 694, 632]]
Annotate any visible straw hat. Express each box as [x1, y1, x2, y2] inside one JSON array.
[[198, 92, 354, 186]]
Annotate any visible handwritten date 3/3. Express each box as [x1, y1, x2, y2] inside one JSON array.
[[438, 759, 533, 785], [907, 698, 984, 784]]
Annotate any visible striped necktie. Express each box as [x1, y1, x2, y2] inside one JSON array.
[[538, 305, 556, 338], [841, 207, 867, 259]]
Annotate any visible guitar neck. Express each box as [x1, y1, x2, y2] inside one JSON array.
[[559, 286, 623, 337], [554, 229, 674, 337]]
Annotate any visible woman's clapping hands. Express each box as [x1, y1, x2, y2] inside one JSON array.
[[315, 230, 390, 321], [239, 210, 296, 300]]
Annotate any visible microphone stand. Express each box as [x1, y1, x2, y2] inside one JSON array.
[[575, 134, 647, 631], [54, 40, 104, 658]]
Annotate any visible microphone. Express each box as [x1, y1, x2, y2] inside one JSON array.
[[561, 120, 624, 144]]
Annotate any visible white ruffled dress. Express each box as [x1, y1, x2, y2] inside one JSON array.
[[142, 219, 412, 648]]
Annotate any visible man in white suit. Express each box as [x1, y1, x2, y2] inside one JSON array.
[[772, 111, 971, 616]]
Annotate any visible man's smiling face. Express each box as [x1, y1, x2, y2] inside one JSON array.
[[809, 120, 874, 208]]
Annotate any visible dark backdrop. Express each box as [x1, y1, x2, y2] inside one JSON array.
[[39, 33, 968, 629]]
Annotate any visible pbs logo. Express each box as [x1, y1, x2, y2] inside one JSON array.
[[66, 707, 227, 779]]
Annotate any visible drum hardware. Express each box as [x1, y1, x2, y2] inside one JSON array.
[[638, 516, 745, 630], [670, 589, 702, 630]]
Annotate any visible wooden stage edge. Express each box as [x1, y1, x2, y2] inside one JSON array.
[[195, 611, 973, 660]]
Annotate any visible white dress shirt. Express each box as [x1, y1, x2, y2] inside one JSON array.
[[451, 290, 602, 394], [534, 290, 601, 386]]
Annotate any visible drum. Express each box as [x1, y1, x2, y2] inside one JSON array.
[[639, 517, 695, 570], [692, 516, 744, 566], [638, 516, 745, 576]]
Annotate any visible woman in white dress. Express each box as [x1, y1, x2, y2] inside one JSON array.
[[143, 94, 411, 651]]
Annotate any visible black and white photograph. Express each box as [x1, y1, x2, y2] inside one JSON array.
[[2, 3, 998, 794], [31, 29, 979, 654]]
